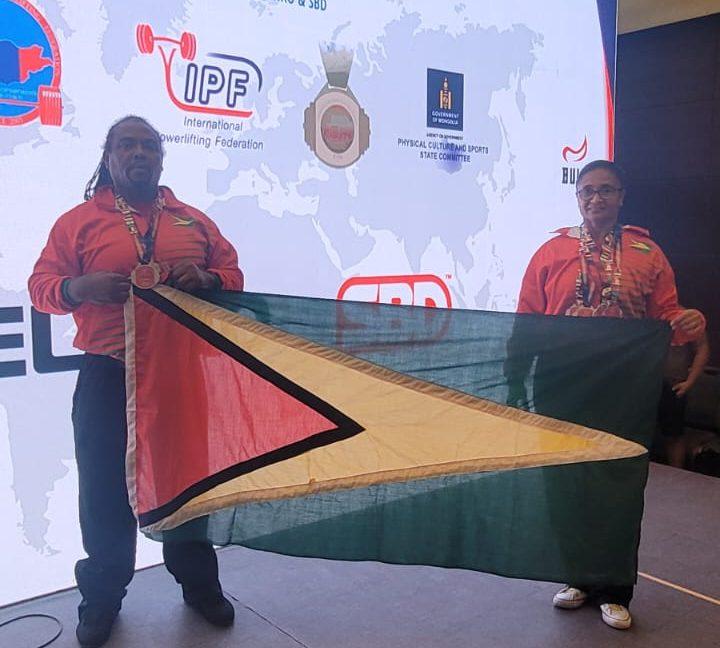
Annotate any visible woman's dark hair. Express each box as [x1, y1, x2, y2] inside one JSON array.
[[83, 115, 163, 201], [576, 159, 627, 189]]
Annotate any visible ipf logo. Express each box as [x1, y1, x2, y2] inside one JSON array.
[[0, 0, 62, 127], [136, 23, 262, 119], [426, 68, 463, 131]]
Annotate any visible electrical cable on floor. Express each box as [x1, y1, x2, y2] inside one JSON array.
[[638, 572, 720, 606], [224, 589, 310, 648], [0, 613, 63, 648]]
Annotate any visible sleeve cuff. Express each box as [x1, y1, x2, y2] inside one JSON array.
[[61, 278, 81, 309], [206, 271, 222, 290]]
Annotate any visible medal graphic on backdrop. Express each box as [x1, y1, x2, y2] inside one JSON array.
[[304, 45, 370, 168]]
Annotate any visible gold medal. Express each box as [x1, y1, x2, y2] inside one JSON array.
[[131, 262, 161, 289]]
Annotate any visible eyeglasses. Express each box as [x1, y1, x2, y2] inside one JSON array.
[[576, 186, 623, 200]]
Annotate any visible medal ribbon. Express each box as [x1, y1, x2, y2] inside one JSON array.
[[115, 194, 165, 264], [573, 223, 623, 313]]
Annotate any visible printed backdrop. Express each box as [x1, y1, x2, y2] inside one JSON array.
[[0, 0, 616, 604]]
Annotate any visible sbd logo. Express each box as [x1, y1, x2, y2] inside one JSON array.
[[334, 275, 453, 353], [136, 23, 262, 119], [337, 274, 452, 308], [0, 0, 62, 127]]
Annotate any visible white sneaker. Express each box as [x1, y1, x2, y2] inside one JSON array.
[[552, 586, 588, 609], [600, 603, 632, 630]]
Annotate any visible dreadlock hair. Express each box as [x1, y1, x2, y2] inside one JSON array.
[[83, 115, 164, 201]]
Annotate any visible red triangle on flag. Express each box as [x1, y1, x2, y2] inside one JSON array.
[[129, 294, 361, 520]]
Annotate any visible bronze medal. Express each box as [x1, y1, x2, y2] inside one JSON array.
[[131, 262, 161, 289], [566, 304, 595, 317]]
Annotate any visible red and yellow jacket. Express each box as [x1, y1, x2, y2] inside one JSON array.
[[29, 186, 243, 357], [517, 225, 703, 344]]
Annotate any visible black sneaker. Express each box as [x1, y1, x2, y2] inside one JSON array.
[[76, 605, 119, 647], [184, 592, 235, 627]]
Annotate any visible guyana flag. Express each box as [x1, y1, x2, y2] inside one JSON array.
[[124, 286, 669, 587]]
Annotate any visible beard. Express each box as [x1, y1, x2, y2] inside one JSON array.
[[116, 173, 160, 203]]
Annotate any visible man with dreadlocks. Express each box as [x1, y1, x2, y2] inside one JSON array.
[[29, 115, 243, 647]]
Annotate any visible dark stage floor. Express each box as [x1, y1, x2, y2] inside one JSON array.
[[1, 462, 718, 648]]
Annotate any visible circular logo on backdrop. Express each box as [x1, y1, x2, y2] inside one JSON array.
[[0, 0, 62, 127]]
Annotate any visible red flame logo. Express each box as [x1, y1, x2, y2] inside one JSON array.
[[562, 136, 588, 163]]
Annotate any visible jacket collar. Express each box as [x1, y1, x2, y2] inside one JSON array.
[[94, 185, 185, 212], [552, 226, 581, 239], [551, 224, 650, 240]]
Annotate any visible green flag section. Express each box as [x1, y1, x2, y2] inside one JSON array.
[[125, 286, 670, 587]]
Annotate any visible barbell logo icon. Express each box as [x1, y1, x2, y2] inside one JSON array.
[[136, 24, 197, 61]]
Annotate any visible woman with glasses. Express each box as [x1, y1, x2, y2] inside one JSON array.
[[519, 159, 704, 330], [515, 159, 705, 630]]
